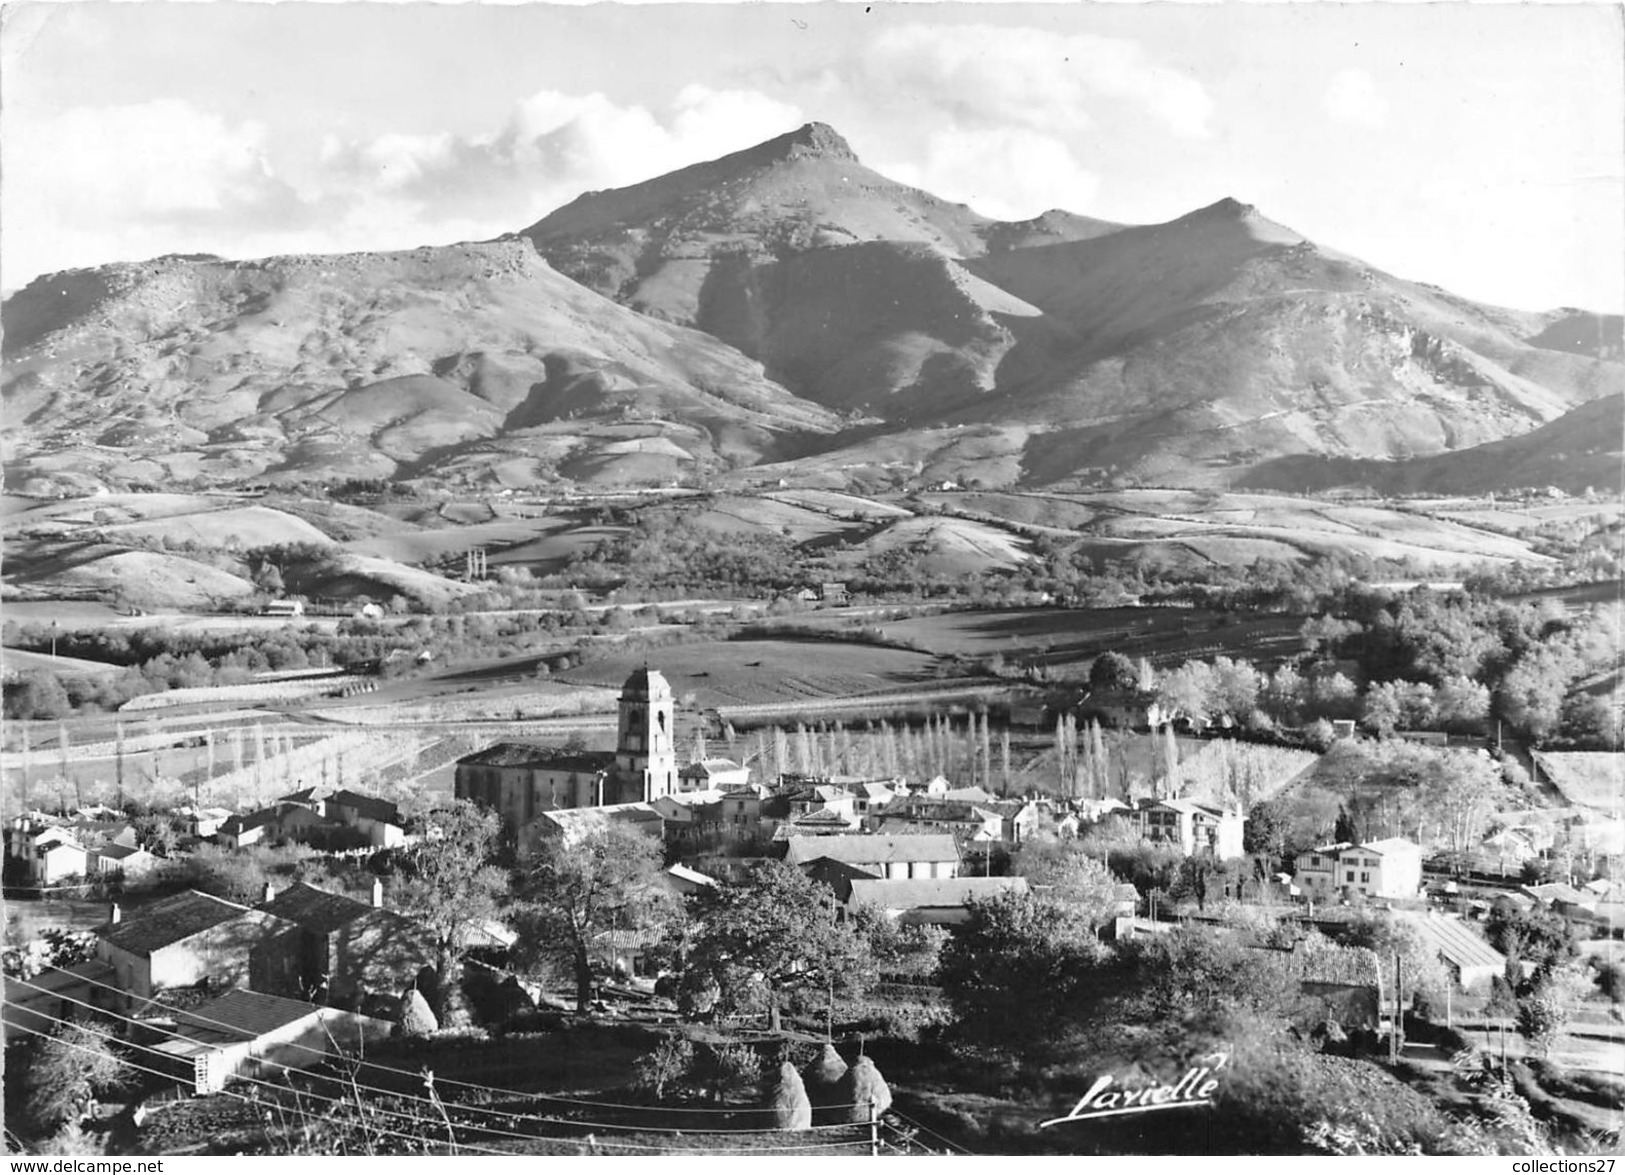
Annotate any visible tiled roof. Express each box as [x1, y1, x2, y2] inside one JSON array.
[[259, 882, 373, 934], [170, 989, 324, 1046], [96, 843, 147, 861], [784, 834, 960, 868], [848, 876, 1029, 910], [100, 890, 287, 956], [327, 790, 400, 825], [219, 807, 283, 836], [458, 742, 616, 772], [1400, 914, 1507, 972]]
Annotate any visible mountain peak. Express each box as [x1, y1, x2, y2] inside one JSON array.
[[1198, 197, 1259, 218], [755, 121, 859, 164]]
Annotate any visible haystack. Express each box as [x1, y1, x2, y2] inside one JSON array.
[[765, 1061, 813, 1131], [834, 1056, 892, 1122], [802, 1044, 849, 1115], [396, 987, 438, 1038]]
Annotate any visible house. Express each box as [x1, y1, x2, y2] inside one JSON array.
[[940, 785, 998, 805], [1128, 799, 1246, 859], [845, 876, 1030, 925], [1294, 843, 1353, 899], [847, 781, 899, 817], [872, 801, 1003, 843], [182, 807, 235, 839], [216, 807, 283, 850], [95, 891, 302, 1001], [149, 989, 387, 1095], [775, 807, 864, 837], [3, 960, 120, 1044], [661, 863, 719, 897], [678, 758, 752, 791], [784, 783, 857, 822], [1295, 839, 1422, 901], [650, 792, 725, 845], [1398, 912, 1508, 992], [326, 790, 406, 848], [455, 669, 680, 836], [261, 599, 306, 618], [89, 843, 158, 877], [25, 837, 90, 886], [819, 582, 849, 605], [257, 881, 435, 1006], [527, 802, 666, 850], [783, 834, 960, 880]]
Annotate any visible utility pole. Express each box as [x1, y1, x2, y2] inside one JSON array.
[[1389, 952, 1403, 1062], [869, 1097, 879, 1157]]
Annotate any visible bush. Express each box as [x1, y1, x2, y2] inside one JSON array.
[[633, 1036, 695, 1102], [701, 1040, 761, 1097], [1593, 961, 1625, 1004]]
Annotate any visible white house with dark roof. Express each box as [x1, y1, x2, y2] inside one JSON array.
[[95, 890, 302, 1001], [678, 758, 751, 791], [783, 833, 960, 879]]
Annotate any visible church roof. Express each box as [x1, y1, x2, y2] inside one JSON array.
[[620, 667, 672, 699]]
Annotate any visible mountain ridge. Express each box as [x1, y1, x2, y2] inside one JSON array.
[[5, 121, 1622, 496]]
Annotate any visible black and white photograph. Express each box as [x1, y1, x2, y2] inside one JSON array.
[[1, 0, 1622, 1160]]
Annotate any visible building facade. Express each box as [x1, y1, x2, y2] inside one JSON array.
[[455, 669, 679, 838]]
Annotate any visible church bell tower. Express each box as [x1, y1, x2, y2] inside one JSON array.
[[615, 668, 676, 802]]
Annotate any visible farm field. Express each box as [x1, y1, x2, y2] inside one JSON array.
[[808, 605, 1309, 672], [554, 637, 942, 708]]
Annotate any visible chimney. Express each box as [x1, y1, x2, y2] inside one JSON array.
[[263, 881, 276, 903], [109, 902, 121, 924], [371, 878, 383, 909]]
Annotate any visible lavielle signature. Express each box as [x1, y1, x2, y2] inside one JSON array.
[[1038, 1052, 1230, 1128]]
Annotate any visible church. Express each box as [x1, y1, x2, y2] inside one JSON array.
[[453, 668, 680, 836]]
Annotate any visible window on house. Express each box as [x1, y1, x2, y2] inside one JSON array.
[[1360, 872, 1370, 883], [1345, 871, 1356, 883]]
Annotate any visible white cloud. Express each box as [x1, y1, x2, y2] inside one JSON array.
[[858, 24, 1213, 139], [881, 128, 1100, 222], [1324, 69, 1389, 129], [2, 88, 807, 286]]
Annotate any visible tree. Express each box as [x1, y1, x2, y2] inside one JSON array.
[[937, 891, 1109, 1050], [1011, 841, 1123, 928], [1515, 987, 1569, 1057], [1089, 651, 1139, 693], [25, 1019, 126, 1131], [1244, 798, 1289, 861], [397, 800, 508, 1019], [685, 861, 872, 1031], [1123, 926, 1293, 1022], [515, 823, 676, 1013]]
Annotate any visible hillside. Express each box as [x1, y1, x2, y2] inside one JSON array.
[[2, 241, 842, 496]]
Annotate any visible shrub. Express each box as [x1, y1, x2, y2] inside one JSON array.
[[711, 1040, 762, 1085], [1593, 961, 1625, 1004], [633, 1036, 695, 1102], [765, 1062, 812, 1130]]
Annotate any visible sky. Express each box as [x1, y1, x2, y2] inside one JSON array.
[[2, 1, 1621, 313]]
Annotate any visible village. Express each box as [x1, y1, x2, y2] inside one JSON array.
[[3, 660, 1621, 1156]]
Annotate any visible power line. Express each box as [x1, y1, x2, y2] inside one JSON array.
[[36, 966, 879, 1124], [2, 1001, 520, 1156], [889, 1107, 976, 1155], [10, 977, 881, 1141]]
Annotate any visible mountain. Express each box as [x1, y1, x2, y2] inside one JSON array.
[[1, 240, 842, 495], [5, 121, 1622, 497]]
